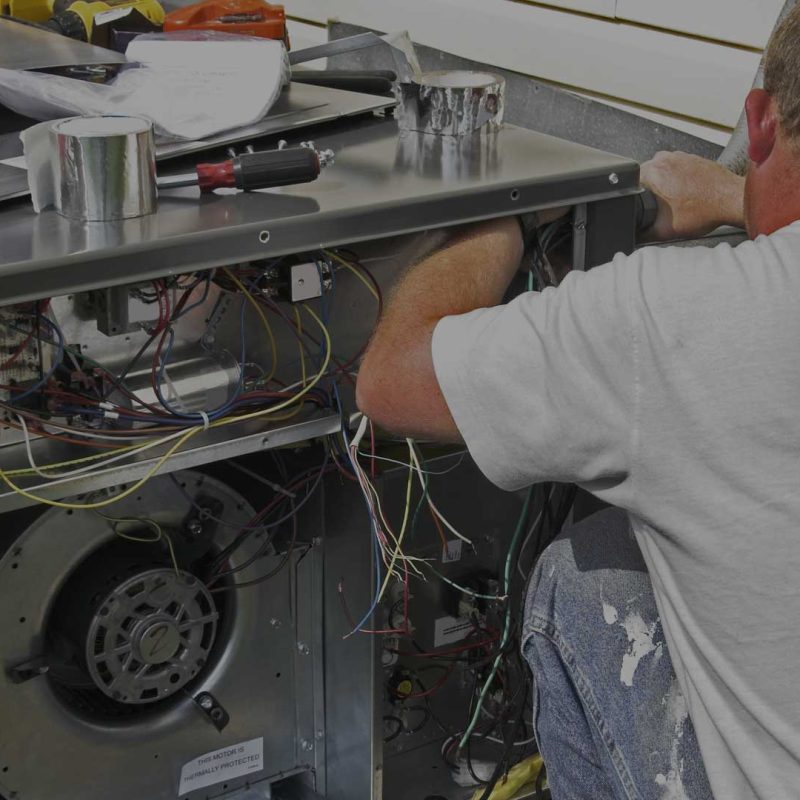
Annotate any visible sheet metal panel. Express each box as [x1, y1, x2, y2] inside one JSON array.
[[0, 117, 639, 306]]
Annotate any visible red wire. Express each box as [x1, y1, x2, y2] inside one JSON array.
[[398, 665, 454, 699], [0, 329, 35, 372], [1, 418, 121, 449], [390, 636, 500, 659], [369, 420, 377, 479]]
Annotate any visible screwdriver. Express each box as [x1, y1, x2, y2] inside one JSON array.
[[157, 144, 334, 193]]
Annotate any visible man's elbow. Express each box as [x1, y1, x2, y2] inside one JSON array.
[[356, 350, 406, 432]]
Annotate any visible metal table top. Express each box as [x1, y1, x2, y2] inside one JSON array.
[[0, 117, 639, 305]]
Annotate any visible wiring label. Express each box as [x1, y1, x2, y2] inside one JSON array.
[[442, 539, 463, 564], [434, 615, 473, 648], [179, 737, 263, 796]]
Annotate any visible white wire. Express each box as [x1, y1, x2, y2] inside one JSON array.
[[516, 486, 557, 580], [442, 732, 537, 754], [407, 442, 472, 545], [27, 417, 158, 442], [17, 414, 189, 481], [355, 448, 467, 476]]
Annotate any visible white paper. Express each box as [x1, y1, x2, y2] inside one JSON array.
[[0, 33, 286, 140], [434, 615, 472, 648], [178, 737, 264, 796]]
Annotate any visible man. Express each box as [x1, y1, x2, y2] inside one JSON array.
[[356, 8, 800, 800]]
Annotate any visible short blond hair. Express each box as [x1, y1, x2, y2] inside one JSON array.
[[764, 6, 800, 141]]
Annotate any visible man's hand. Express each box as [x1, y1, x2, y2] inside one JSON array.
[[640, 151, 746, 241]]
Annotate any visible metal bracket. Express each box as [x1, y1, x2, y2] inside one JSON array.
[[571, 203, 588, 272], [7, 654, 49, 684], [193, 690, 230, 731]]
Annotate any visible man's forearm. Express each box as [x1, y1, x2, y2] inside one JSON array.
[[356, 217, 523, 439], [381, 217, 523, 327]]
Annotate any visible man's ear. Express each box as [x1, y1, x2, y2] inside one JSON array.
[[746, 88, 778, 165]]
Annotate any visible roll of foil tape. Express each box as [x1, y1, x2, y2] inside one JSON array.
[[396, 71, 505, 136], [51, 116, 157, 221]]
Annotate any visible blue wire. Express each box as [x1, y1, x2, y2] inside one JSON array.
[[7, 313, 65, 405], [154, 296, 247, 421], [338, 394, 383, 636]]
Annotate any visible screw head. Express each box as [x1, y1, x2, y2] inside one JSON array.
[[301, 739, 314, 752], [187, 520, 203, 537], [608, 172, 620, 185], [270, 618, 282, 628], [198, 695, 214, 710], [297, 642, 310, 655]]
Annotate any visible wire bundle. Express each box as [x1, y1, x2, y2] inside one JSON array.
[[0, 250, 384, 512]]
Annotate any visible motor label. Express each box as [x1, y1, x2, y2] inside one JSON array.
[[179, 737, 264, 796]]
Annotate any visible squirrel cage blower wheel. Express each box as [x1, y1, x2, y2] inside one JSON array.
[[0, 469, 317, 800]]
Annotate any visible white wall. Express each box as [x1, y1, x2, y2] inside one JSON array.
[[288, 0, 788, 144]]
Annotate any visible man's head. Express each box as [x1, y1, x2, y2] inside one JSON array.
[[744, 6, 800, 236]]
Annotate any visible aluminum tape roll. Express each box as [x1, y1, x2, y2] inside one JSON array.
[[51, 116, 157, 221], [396, 70, 505, 136]]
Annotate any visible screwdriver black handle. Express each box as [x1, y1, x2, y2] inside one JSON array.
[[196, 147, 321, 193], [233, 148, 320, 191]]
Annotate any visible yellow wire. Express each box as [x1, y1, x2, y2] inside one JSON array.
[[376, 449, 415, 603], [0, 305, 331, 508], [322, 249, 380, 303], [293, 305, 307, 387], [360, 457, 424, 579], [222, 267, 278, 385], [4, 436, 155, 478], [94, 510, 180, 576]]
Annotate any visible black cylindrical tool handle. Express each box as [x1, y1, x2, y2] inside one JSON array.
[[233, 148, 320, 191], [635, 188, 659, 232], [292, 69, 397, 97]]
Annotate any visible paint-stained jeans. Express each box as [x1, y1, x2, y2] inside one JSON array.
[[521, 508, 713, 800]]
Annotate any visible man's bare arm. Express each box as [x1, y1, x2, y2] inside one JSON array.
[[640, 151, 746, 241], [356, 217, 523, 440]]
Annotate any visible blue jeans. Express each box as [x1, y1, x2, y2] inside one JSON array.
[[521, 508, 713, 800]]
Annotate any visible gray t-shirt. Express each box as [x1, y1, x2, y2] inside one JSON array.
[[432, 220, 800, 800]]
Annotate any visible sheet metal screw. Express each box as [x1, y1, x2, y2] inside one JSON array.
[[270, 618, 282, 628], [301, 739, 314, 751], [198, 695, 214, 710], [297, 642, 310, 655], [608, 172, 620, 185]]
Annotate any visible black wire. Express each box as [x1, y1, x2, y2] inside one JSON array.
[[209, 448, 330, 576], [403, 705, 431, 735], [383, 715, 403, 743], [101, 330, 157, 401], [209, 500, 300, 592]]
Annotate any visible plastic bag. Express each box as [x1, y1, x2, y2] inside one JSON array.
[[0, 31, 287, 140]]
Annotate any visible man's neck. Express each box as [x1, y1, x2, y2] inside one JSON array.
[[748, 138, 800, 237]]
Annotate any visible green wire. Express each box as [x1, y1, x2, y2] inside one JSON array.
[[458, 485, 534, 750], [423, 562, 507, 601]]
